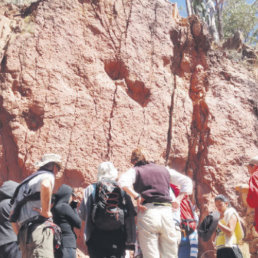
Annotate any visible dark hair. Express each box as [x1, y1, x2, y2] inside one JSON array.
[[39, 162, 60, 172], [215, 194, 230, 203], [131, 148, 149, 167]]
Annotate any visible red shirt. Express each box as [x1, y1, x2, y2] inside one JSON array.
[[247, 168, 258, 232], [170, 184, 180, 197]]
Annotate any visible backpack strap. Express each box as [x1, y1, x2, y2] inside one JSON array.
[[10, 170, 51, 223], [187, 199, 196, 219], [92, 183, 97, 201], [10, 192, 41, 222], [11, 170, 50, 205]]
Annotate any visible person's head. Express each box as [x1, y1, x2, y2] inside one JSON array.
[[214, 194, 230, 214], [35, 153, 61, 174], [97, 161, 118, 181], [131, 148, 148, 166], [52, 184, 73, 205], [247, 156, 258, 175]]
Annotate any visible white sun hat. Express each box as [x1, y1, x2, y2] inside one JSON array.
[[97, 161, 118, 181], [35, 153, 62, 169]]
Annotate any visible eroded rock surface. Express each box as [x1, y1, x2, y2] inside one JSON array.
[[0, 0, 257, 256]]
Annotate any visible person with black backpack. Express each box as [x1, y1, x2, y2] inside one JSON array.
[[79, 161, 136, 258], [10, 153, 62, 258]]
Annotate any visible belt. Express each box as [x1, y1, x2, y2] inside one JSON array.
[[152, 202, 172, 207]]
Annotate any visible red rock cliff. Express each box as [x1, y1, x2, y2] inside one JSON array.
[[0, 0, 257, 256]]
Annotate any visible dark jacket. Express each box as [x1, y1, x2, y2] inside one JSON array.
[[0, 181, 19, 246], [52, 184, 81, 248]]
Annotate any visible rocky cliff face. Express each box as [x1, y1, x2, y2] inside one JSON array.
[[0, 0, 257, 256]]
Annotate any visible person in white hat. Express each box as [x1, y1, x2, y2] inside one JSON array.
[[10, 153, 61, 258], [79, 161, 136, 258]]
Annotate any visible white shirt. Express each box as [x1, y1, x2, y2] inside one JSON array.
[[119, 166, 193, 194]]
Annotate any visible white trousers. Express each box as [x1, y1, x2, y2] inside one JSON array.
[[137, 204, 181, 258]]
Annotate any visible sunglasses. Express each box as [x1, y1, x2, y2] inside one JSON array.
[[248, 164, 255, 167]]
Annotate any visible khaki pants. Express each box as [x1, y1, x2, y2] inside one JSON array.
[[137, 204, 181, 258], [19, 222, 54, 258]]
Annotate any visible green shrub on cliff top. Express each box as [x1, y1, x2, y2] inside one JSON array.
[[222, 0, 258, 45]]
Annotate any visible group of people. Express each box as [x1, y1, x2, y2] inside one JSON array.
[[0, 149, 257, 258]]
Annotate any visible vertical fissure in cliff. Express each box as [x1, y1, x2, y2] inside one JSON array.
[[0, 98, 23, 181], [165, 74, 177, 163], [0, 37, 22, 180], [64, 89, 79, 172], [169, 16, 212, 216], [106, 84, 118, 159], [1, 38, 10, 74], [185, 17, 212, 213], [91, 0, 133, 56], [166, 25, 189, 163]]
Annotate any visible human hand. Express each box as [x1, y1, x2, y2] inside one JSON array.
[[70, 200, 78, 209], [33, 207, 52, 218], [137, 196, 147, 212], [171, 200, 180, 209], [235, 184, 249, 193], [40, 210, 53, 218]]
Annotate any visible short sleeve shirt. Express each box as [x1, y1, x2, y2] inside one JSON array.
[[12, 171, 55, 226]]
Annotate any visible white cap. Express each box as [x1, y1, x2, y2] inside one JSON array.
[[97, 162, 118, 181], [35, 153, 62, 169]]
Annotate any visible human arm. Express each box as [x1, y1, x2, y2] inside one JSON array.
[[40, 178, 53, 218], [172, 192, 188, 209], [58, 204, 81, 229], [119, 168, 146, 212], [235, 184, 249, 194], [2, 202, 19, 235], [167, 167, 193, 208], [217, 214, 237, 237], [11, 222, 19, 235], [78, 185, 94, 221], [122, 186, 146, 212]]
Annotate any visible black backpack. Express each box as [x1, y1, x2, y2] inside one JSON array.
[[91, 179, 126, 231], [198, 211, 220, 241]]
